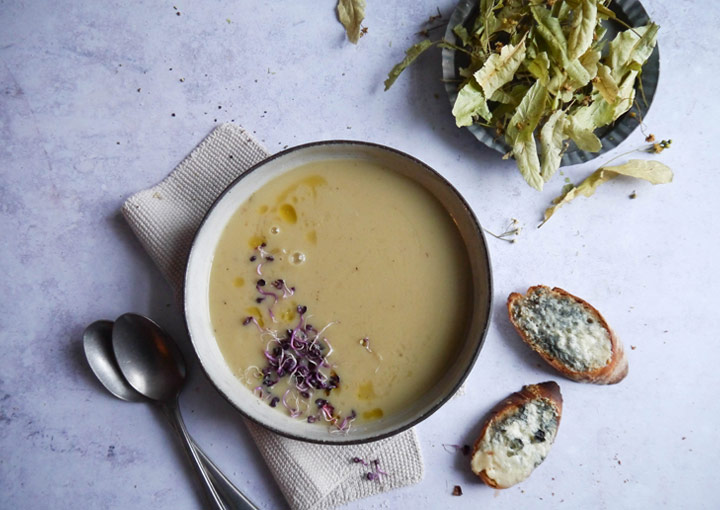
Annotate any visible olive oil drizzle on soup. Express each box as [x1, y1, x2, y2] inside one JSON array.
[[209, 158, 470, 429]]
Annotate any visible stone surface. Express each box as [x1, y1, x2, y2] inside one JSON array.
[[1, 1, 717, 509]]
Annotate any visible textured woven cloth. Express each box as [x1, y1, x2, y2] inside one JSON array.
[[121, 123, 424, 510]]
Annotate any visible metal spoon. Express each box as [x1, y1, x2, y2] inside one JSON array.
[[83, 320, 257, 509]]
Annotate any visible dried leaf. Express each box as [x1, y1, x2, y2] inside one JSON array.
[[527, 51, 550, 86], [513, 129, 544, 191], [539, 110, 569, 181], [452, 79, 492, 127], [506, 80, 548, 142], [601, 159, 673, 183], [594, 64, 619, 103], [568, 0, 597, 60], [473, 36, 527, 99], [578, 49, 601, 82], [565, 117, 602, 152], [507, 81, 548, 190], [541, 159, 673, 225], [531, 6, 590, 85], [607, 23, 659, 81], [453, 24, 471, 47], [384, 40, 435, 91], [337, 0, 366, 44]]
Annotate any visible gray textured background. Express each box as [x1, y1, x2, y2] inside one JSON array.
[[1, 1, 716, 508]]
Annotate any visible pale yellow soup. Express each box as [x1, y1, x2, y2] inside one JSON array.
[[209, 158, 470, 429]]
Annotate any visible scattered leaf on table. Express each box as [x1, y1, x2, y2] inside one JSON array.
[[337, 0, 366, 44], [384, 39, 435, 91], [541, 159, 673, 225]]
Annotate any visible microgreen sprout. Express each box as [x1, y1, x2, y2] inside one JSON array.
[[442, 443, 472, 455], [352, 457, 388, 482], [242, 243, 359, 430]]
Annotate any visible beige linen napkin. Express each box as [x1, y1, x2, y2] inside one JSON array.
[[121, 123, 423, 510]]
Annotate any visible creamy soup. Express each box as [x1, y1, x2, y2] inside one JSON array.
[[209, 158, 470, 431]]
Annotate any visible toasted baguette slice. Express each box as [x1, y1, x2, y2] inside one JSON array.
[[507, 286, 628, 384], [471, 381, 562, 489]]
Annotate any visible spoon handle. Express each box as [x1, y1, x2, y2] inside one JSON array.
[[163, 401, 227, 510], [195, 445, 260, 510]]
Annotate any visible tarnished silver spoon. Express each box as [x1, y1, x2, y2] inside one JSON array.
[[83, 318, 257, 510]]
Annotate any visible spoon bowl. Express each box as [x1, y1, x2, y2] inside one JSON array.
[[83, 320, 143, 402], [112, 313, 186, 402]]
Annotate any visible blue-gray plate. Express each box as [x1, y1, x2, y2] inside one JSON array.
[[441, 0, 660, 166]]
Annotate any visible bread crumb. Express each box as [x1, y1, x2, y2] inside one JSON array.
[[452, 485, 462, 496]]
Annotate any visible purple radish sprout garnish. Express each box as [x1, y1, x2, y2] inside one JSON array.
[[372, 459, 387, 476], [337, 410, 357, 432], [360, 337, 372, 352], [355, 458, 387, 481], [272, 279, 295, 298], [442, 443, 472, 455], [281, 389, 295, 416], [242, 316, 265, 332], [257, 243, 271, 259], [250, 255, 257, 262], [242, 244, 357, 430]]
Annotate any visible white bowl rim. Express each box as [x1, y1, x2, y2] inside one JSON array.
[[183, 140, 493, 444]]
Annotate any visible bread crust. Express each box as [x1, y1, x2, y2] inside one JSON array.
[[507, 286, 628, 384], [472, 381, 563, 488]]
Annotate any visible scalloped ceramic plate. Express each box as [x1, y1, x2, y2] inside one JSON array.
[[441, 0, 660, 166]]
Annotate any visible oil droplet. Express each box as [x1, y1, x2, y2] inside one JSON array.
[[258, 205, 268, 214], [233, 277, 245, 287], [278, 203, 297, 224], [362, 408, 384, 420], [245, 307, 264, 328], [290, 251, 306, 265], [248, 235, 265, 249], [280, 306, 297, 322], [270, 226, 281, 235], [275, 175, 328, 203], [305, 230, 317, 244], [357, 381, 376, 400]]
